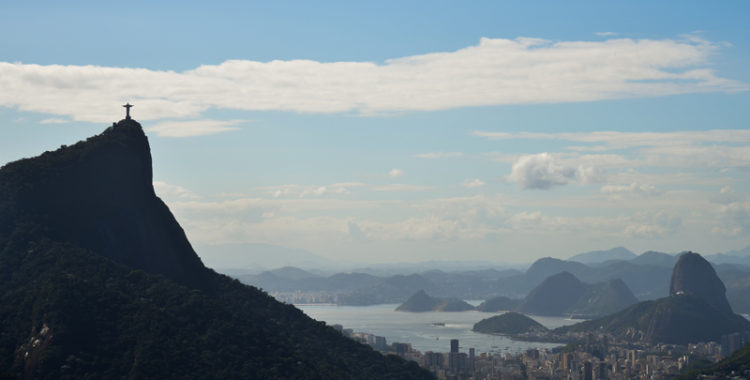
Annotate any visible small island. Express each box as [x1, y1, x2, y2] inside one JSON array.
[[472, 312, 548, 335], [396, 290, 475, 312]]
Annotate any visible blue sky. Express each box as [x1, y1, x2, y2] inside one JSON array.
[[1, 1, 749, 266]]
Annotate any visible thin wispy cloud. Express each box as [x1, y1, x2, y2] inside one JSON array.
[[414, 152, 463, 159], [371, 184, 433, 192], [147, 119, 244, 137], [601, 182, 662, 197], [389, 168, 405, 178], [462, 179, 486, 188], [39, 118, 68, 124], [153, 181, 199, 199], [472, 130, 750, 147], [475, 130, 750, 170], [0, 37, 744, 125]]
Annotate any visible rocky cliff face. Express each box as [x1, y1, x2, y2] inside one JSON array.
[[670, 252, 733, 314], [0, 118, 209, 288]]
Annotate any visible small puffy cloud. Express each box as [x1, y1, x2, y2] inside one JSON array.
[[414, 152, 463, 159], [507, 153, 604, 189], [462, 179, 485, 188], [389, 168, 405, 178], [596, 32, 618, 37], [147, 119, 243, 137]]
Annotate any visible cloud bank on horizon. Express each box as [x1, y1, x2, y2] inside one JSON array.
[[2, 30, 749, 264], [0, 36, 745, 137]]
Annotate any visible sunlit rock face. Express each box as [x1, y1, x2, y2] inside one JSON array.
[[670, 252, 733, 314]]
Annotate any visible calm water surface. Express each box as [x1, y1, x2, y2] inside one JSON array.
[[298, 303, 579, 355]]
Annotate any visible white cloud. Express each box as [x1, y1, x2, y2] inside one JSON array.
[[472, 130, 750, 148], [371, 184, 432, 192], [153, 181, 199, 199], [712, 185, 741, 205], [601, 182, 662, 197], [624, 211, 682, 238], [414, 152, 463, 159], [596, 32, 618, 37], [711, 186, 750, 236], [40, 118, 68, 124], [147, 119, 243, 137], [475, 130, 750, 171], [0, 37, 744, 123], [389, 168, 405, 178], [263, 182, 367, 198], [507, 152, 604, 189], [462, 179, 485, 188]]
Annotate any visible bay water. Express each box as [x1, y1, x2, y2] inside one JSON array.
[[298, 303, 579, 355]]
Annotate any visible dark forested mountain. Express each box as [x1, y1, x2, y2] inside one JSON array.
[[515, 272, 637, 317], [0, 119, 432, 379], [555, 252, 750, 345], [516, 272, 588, 316], [473, 312, 548, 335], [395, 290, 474, 312]]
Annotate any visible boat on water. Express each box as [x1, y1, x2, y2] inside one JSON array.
[[432, 322, 446, 326]]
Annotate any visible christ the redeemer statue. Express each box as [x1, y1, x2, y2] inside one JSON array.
[[123, 103, 133, 120]]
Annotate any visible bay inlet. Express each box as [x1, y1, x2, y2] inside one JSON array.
[[298, 303, 579, 355]]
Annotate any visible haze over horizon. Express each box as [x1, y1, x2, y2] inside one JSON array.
[[2, 1, 749, 265]]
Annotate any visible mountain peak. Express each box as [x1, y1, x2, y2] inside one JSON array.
[[0, 121, 209, 288], [670, 252, 733, 314]]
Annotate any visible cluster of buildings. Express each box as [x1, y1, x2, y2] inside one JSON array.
[[332, 323, 746, 380]]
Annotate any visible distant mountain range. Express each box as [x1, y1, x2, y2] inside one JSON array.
[[196, 243, 335, 274], [241, 249, 750, 314], [555, 253, 750, 345], [567, 247, 637, 264], [395, 270, 637, 318]]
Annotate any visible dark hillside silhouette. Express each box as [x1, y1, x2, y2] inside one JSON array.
[[0, 118, 433, 379]]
